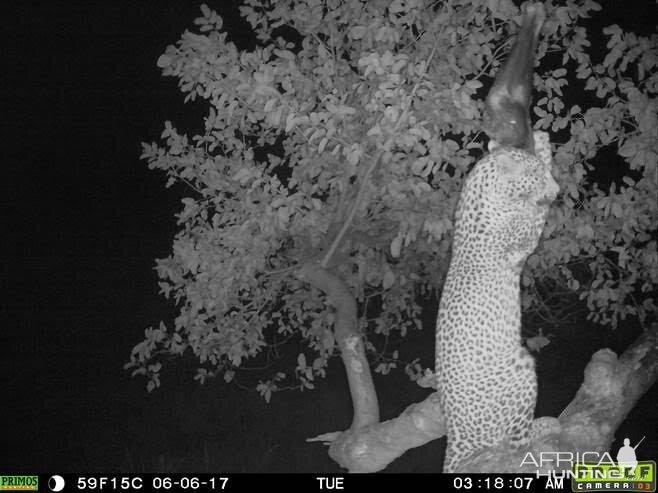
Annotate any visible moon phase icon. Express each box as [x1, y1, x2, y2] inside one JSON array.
[[49, 475, 65, 492]]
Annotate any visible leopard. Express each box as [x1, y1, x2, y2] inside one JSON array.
[[435, 130, 559, 472]]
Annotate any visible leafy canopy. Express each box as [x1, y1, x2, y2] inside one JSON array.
[[127, 0, 657, 397]]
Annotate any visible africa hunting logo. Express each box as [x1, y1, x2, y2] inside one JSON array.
[[571, 437, 656, 492]]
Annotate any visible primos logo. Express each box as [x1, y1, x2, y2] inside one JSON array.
[[0, 476, 39, 491]]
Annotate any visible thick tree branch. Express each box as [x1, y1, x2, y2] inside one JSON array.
[[556, 324, 658, 456], [315, 324, 657, 472], [296, 262, 379, 428], [309, 392, 445, 473]]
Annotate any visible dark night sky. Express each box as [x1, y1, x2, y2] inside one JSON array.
[[2, 0, 656, 473], [6, 2, 216, 260]]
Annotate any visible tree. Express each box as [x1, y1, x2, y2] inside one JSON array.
[[126, 0, 657, 472]]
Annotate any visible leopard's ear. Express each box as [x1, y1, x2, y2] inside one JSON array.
[[496, 152, 525, 178]]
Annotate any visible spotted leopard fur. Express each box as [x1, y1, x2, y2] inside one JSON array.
[[435, 131, 558, 472]]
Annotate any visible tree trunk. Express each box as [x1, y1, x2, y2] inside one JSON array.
[[297, 262, 379, 429]]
